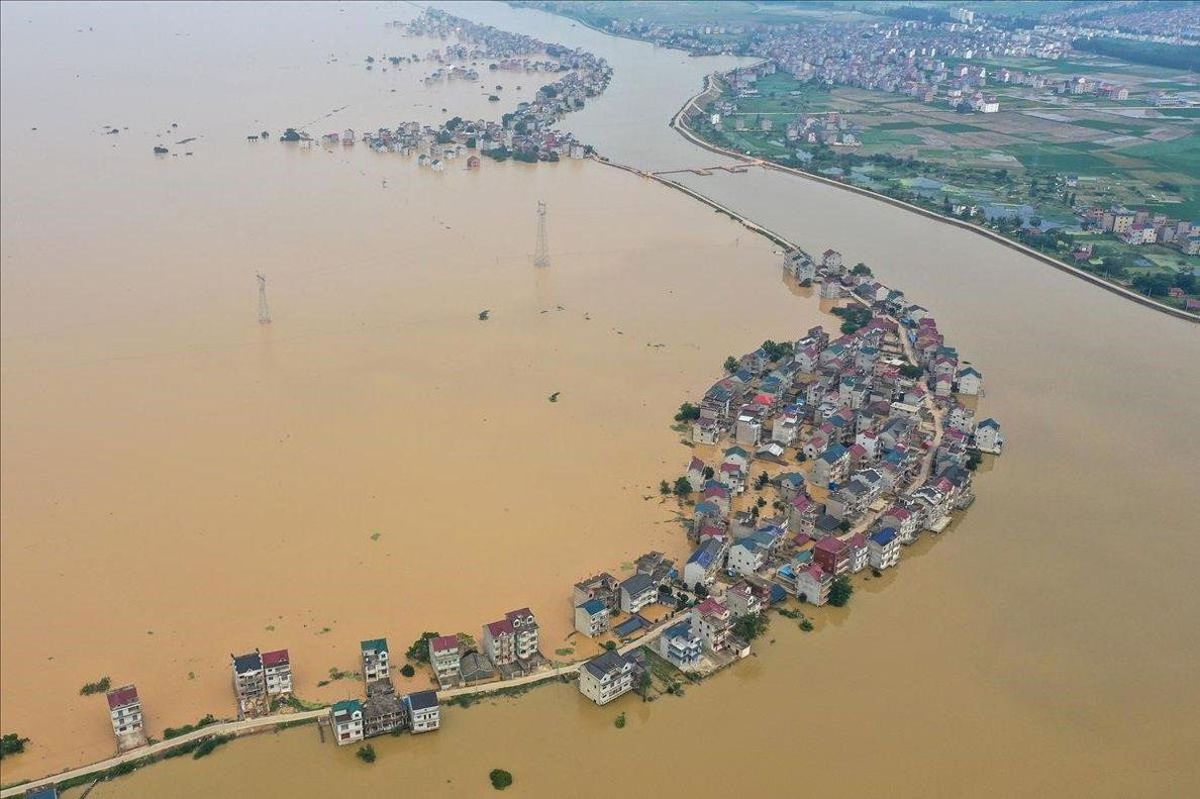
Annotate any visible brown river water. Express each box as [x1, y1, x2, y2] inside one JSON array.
[[2, 2, 1198, 797]]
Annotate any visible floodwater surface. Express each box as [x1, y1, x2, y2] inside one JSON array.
[[2, 2, 1198, 798]]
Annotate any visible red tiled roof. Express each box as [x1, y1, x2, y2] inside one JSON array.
[[261, 649, 290, 667], [431, 635, 459, 653], [106, 685, 139, 710], [486, 619, 514, 637], [695, 598, 728, 616], [815, 537, 848, 554]]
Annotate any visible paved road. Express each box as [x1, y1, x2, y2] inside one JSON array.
[[1, 617, 681, 798]]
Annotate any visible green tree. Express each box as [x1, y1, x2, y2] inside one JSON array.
[[659, 480, 672, 496], [406, 632, 441, 663], [490, 769, 514, 790], [723, 355, 739, 373], [356, 744, 377, 763], [732, 613, 769, 641], [900, 364, 923, 379], [673, 477, 694, 497], [674, 402, 701, 422], [754, 471, 770, 490], [0, 733, 29, 759], [636, 669, 653, 701], [850, 262, 872, 276], [829, 575, 854, 607], [702, 466, 714, 480], [400, 664, 416, 678], [79, 676, 112, 696]]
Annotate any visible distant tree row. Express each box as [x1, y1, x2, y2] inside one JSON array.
[[1071, 37, 1200, 72]]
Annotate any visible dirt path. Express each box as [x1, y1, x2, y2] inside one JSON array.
[[1, 617, 681, 798]]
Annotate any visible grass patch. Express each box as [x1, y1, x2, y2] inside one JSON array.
[[930, 123, 985, 133], [164, 714, 218, 740], [1003, 144, 1118, 173]]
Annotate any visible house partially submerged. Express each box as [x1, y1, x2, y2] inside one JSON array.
[[105, 684, 147, 751]]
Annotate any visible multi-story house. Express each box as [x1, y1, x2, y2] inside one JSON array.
[[578, 650, 637, 705], [684, 537, 728, 588], [404, 690, 441, 733], [974, 418, 1003, 453], [619, 573, 656, 614], [331, 699, 364, 746], [813, 537, 851, 576], [429, 636, 462, 689], [724, 580, 765, 618], [262, 649, 292, 697], [726, 537, 768, 577], [105, 684, 147, 751], [361, 638, 391, 683], [794, 563, 833, 606], [846, 533, 870, 573], [690, 598, 732, 653], [811, 443, 850, 486], [881, 505, 919, 545], [574, 598, 611, 637], [658, 621, 704, 669], [869, 528, 901, 570], [231, 651, 268, 719], [483, 608, 540, 667], [573, 572, 620, 614]]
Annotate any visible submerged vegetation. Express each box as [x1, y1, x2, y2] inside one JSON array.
[[490, 768, 514, 790], [163, 714, 218, 740], [1, 732, 30, 759], [79, 676, 112, 696]]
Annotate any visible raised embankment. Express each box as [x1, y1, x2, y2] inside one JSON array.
[[665, 73, 1198, 324]]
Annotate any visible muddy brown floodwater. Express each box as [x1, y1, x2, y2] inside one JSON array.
[[2, 2, 1198, 798]]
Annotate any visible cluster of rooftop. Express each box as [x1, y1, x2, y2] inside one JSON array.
[[330, 638, 440, 746], [290, 8, 609, 171]]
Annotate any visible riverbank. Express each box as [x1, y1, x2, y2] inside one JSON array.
[[668, 74, 1199, 324]]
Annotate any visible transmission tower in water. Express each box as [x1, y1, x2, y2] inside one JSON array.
[[256, 272, 272, 325], [533, 200, 550, 268]]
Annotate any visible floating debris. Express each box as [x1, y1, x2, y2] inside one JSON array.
[[153, 146, 168, 155], [478, 310, 490, 321], [548, 392, 561, 403]]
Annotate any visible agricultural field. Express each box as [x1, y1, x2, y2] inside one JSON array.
[[703, 67, 1198, 307]]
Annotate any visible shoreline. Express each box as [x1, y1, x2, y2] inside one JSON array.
[[666, 73, 1199, 325]]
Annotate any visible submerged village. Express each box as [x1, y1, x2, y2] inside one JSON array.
[[266, 9, 612, 169], [7, 231, 1005, 795], [5, 12, 1007, 799]]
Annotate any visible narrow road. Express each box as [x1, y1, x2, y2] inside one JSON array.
[[1, 617, 681, 798]]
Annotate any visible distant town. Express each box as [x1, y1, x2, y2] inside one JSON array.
[[526, 0, 1199, 316], [268, 8, 611, 169]]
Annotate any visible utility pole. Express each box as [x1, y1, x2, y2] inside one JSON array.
[[257, 272, 271, 325], [533, 200, 550, 268]]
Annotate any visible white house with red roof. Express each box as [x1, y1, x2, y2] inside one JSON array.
[[794, 564, 833, 606], [106, 684, 147, 751], [882, 505, 919, 545], [483, 608, 540, 668], [690, 597, 732, 653], [429, 635, 462, 689], [262, 649, 292, 696]]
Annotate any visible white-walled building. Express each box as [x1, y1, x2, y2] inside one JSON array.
[[106, 684, 147, 751], [331, 699, 364, 746], [360, 638, 390, 683], [578, 650, 637, 705], [404, 690, 441, 733]]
